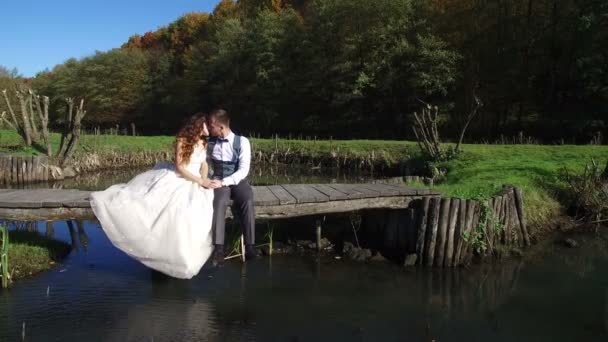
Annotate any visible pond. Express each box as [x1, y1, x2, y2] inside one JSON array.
[[0, 221, 606, 341], [0, 167, 607, 341], [12, 163, 399, 191]]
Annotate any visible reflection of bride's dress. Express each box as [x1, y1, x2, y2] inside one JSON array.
[[90, 145, 214, 279]]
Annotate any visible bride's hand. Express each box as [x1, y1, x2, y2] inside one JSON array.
[[198, 178, 211, 188]]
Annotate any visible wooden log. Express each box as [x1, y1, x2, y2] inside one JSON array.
[[453, 199, 467, 266], [23, 157, 28, 183], [425, 197, 441, 267], [444, 198, 459, 267], [464, 202, 481, 264], [459, 200, 477, 263], [3, 155, 9, 184], [31, 156, 38, 182], [0, 155, 6, 184], [16, 156, 21, 184], [27, 156, 34, 183], [42, 157, 48, 182], [503, 190, 513, 246], [415, 197, 431, 265], [405, 208, 417, 254], [21, 157, 27, 184], [35, 156, 42, 182], [513, 187, 530, 246], [434, 197, 451, 267], [23, 156, 29, 183], [17, 156, 24, 185], [485, 198, 496, 253], [497, 194, 506, 244], [508, 192, 521, 246], [11, 156, 16, 185], [492, 195, 503, 247]]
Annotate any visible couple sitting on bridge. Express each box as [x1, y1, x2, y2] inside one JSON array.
[[90, 109, 258, 279]]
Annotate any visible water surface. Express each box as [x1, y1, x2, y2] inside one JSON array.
[[0, 221, 606, 341]]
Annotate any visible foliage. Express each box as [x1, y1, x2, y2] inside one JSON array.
[[559, 159, 608, 225], [37, 49, 148, 126]]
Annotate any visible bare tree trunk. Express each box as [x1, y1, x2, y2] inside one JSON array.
[[61, 99, 86, 167], [412, 104, 442, 160], [1, 90, 25, 139], [27, 90, 40, 141], [57, 98, 74, 159], [455, 94, 483, 153], [33, 94, 52, 157], [15, 91, 33, 146]]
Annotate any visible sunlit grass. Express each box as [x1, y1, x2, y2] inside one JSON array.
[[7, 230, 70, 281], [2, 128, 606, 231]]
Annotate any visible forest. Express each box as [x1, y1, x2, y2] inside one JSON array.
[[1, 0, 606, 143]]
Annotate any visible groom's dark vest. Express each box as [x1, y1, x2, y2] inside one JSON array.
[[208, 135, 242, 179]]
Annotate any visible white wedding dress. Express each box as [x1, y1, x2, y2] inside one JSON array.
[[90, 144, 214, 279]]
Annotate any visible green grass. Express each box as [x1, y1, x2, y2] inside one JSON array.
[[2, 128, 607, 231], [433, 144, 607, 230], [6, 230, 71, 281]]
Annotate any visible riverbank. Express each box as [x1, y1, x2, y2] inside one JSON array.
[[1, 129, 607, 238], [5, 230, 70, 284]]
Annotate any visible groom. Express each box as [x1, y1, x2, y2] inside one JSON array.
[[206, 109, 258, 266]]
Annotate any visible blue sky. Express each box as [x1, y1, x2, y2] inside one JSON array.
[[1, 0, 221, 77]]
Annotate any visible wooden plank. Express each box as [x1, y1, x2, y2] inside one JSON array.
[[281, 184, 328, 204], [326, 184, 366, 199], [377, 183, 420, 196], [358, 183, 401, 196], [348, 184, 381, 198], [252, 186, 280, 206], [0, 196, 421, 221], [267, 185, 297, 205], [309, 184, 348, 200]]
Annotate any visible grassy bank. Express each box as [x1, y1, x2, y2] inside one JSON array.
[[1, 128, 606, 234], [5, 230, 71, 283]]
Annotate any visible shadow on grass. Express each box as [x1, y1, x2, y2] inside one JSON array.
[[9, 230, 71, 260], [7, 230, 71, 281]]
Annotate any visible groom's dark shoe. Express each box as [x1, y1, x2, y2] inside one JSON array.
[[212, 245, 224, 267], [245, 245, 260, 261]]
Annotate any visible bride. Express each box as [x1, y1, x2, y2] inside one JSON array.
[[90, 113, 215, 279]]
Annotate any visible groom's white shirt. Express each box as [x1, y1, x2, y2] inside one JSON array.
[[210, 131, 251, 186]]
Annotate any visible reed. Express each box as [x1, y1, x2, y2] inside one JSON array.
[[1, 224, 9, 288]]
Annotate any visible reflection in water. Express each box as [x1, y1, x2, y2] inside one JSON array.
[[0, 221, 606, 341], [1, 163, 391, 191], [104, 274, 219, 341]]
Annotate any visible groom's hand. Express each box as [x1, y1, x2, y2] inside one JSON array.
[[209, 180, 223, 189]]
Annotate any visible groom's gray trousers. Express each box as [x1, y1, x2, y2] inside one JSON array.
[[212, 179, 255, 245]]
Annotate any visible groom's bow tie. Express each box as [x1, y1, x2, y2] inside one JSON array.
[[218, 138, 230, 143]]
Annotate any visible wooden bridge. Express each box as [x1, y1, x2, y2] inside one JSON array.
[[0, 183, 439, 221], [0, 184, 532, 268]]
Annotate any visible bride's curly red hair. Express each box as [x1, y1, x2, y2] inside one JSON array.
[[175, 113, 208, 165]]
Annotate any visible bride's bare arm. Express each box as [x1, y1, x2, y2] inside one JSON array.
[[175, 139, 210, 187], [199, 160, 209, 182]]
